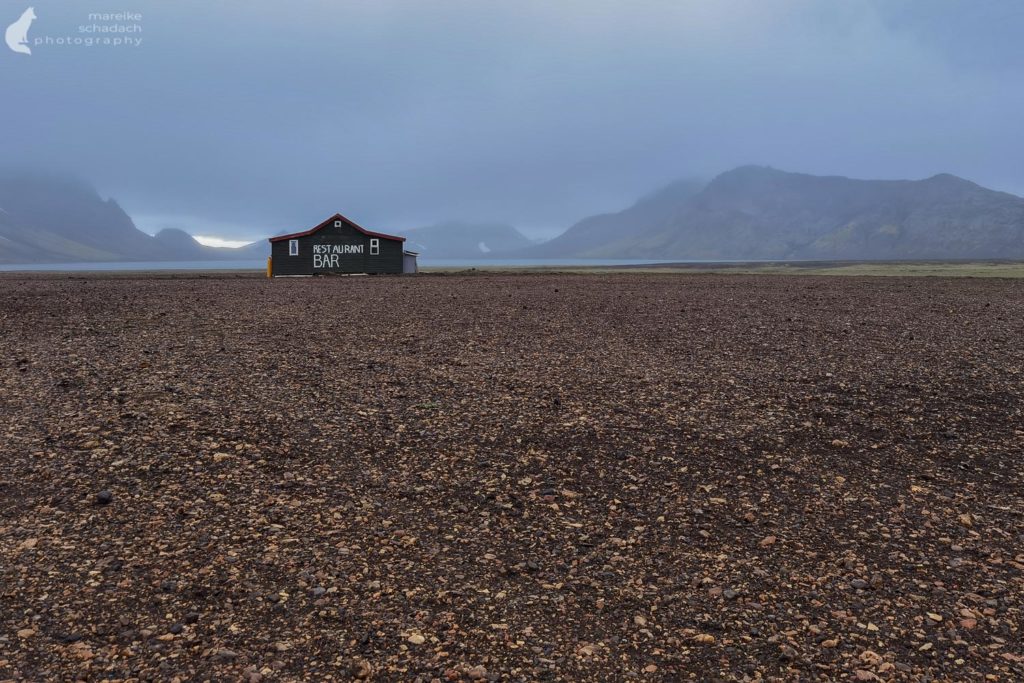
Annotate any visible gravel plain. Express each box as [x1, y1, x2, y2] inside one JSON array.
[[1, 272, 1022, 682]]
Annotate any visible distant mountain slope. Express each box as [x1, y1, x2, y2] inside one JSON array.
[[537, 167, 1024, 260], [0, 209, 106, 263], [0, 173, 264, 263], [221, 238, 269, 260], [154, 228, 210, 259], [404, 221, 532, 259], [7, 167, 1022, 264], [525, 179, 706, 258], [154, 228, 268, 260], [0, 173, 159, 262]]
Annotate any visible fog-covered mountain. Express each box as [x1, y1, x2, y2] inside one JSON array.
[[404, 221, 534, 259], [6, 167, 1024, 265], [153, 228, 268, 261], [0, 173, 265, 263], [532, 167, 1024, 260], [525, 179, 706, 258]]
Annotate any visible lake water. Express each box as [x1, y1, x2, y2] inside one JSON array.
[[0, 260, 268, 272], [0, 258, 701, 272], [419, 258, 694, 268]]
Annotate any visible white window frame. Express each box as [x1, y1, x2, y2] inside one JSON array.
[[288, 239, 299, 256], [334, 220, 342, 227], [370, 238, 380, 256]]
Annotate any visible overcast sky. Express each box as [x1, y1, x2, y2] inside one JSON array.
[[2, 0, 1022, 242]]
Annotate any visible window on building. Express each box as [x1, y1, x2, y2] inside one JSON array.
[[370, 238, 380, 255], [334, 220, 342, 227], [289, 239, 299, 256]]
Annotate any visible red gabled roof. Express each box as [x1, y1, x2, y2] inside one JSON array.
[[269, 213, 406, 243]]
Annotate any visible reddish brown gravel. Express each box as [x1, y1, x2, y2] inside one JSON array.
[[1, 273, 1023, 682]]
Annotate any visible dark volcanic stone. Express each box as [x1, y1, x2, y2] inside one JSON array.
[[2, 273, 1023, 682]]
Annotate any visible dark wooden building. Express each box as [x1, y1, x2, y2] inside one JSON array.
[[269, 213, 416, 277]]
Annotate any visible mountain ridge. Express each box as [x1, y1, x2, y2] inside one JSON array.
[[3, 167, 1023, 264], [524, 178, 706, 258], [533, 166, 1024, 260], [0, 173, 266, 263]]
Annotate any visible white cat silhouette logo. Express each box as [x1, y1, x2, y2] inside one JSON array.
[[5, 7, 37, 55]]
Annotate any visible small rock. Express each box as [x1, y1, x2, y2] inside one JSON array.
[[96, 490, 114, 505], [850, 579, 869, 590], [759, 535, 777, 547], [353, 659, 372, 678], [466, 665, 487, 679], [821, 638, 839, 648], [407, 633, 425, 645], [723, 588, 739, 600], [169, 623, 184, 634]]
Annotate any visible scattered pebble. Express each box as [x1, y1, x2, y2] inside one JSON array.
[[2, 275, 1022, 680]]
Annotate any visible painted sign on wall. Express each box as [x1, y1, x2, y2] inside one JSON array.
[[313, 243, 364, 268]]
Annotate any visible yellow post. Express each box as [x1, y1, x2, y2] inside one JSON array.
[[267, 257, 273, 278]]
